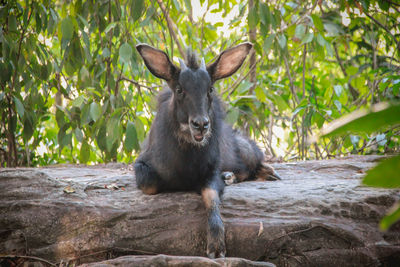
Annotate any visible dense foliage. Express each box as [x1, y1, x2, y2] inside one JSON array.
[[1, 0, 399, 167]]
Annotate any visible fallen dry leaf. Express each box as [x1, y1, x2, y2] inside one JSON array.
[[63, 185, 75, 194], [106, 183, 120, 190], [258, 221, 264, 237]]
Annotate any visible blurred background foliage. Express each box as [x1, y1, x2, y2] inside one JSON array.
[[1, 0, 400, 167]]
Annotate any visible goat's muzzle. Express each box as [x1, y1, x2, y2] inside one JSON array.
[[190, 116, 210, 142]]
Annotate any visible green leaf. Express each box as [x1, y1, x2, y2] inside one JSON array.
[[248, 6, 258, 28], [104, 22, 117, 34], [301, 32, 314, 44], [61, 132, 72, 147], [277, 34, 286, 49], [102, 48, 111, 58], [322, 103, 400, 137], [316, 33, 326, 47], [263, 34, 275, 54], [0, 61, 12, 84], [79, 141, 91, 163], [259, 3, 271, 26], [72, 95, 85, 107], [380, 204, 400, 231], [311, 14, 324, 32], [125, 121, 139, 152], [56, 108, 65, 127], [90, 102, 102, 122], [119, 43, 132, 65], [294, 24, 306, 40], [363, 154, 400, 188], [334, 100, 342, 112], [346, 66, 358, 76], [8, 16, 17, 32], [13, 96, 24, 118], [131, 0, 145, 22], [172, 0, 181, 12], [107, 117, 120, 147], [271, 94, 290, 113], [75, 128, 83, 142], [135, 118, 146, 142], [97, 123, 107, 151], [61, 17, 74, 41], [255, 87, 267, 102], [334, 85, 343, 97], [23, 117, 34, 141], [226, 108, 239, 125], [237, 81, 254, 94]]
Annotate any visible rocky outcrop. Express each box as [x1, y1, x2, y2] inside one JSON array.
[[1, 156, 399, 266]]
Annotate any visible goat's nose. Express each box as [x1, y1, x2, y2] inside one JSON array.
[[190, 116, 209, 131]]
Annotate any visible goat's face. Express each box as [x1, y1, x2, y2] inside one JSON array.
[[136, 42, 253, 146], [174, 64, 213, 145]]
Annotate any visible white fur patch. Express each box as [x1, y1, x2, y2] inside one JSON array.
[[175, 123, 212, 147]]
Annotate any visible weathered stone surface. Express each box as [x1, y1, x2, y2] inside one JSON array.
[[79, 254, 275, 267], [1, 155, 400, 266]]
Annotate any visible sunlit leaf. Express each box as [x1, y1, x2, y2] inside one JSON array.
[[311, 14, 324, 32], [363, 154, 400, 188], [301, 32, 314, 44], [380, 204, 400, 231], [277, 34, 286, 49], [104, 22, 117, 34], [322, 103, 400, 137], [334, 85, 343, 97], [295, 24, 306, 40], [263, 34, 275, 54]]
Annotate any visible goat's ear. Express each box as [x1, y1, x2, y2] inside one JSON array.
[[207, 42, 253, 81], [136, 44, 178, 81]]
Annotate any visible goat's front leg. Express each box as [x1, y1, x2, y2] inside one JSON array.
[[201, 177, 225, 258], [134, 159, 164, 195]]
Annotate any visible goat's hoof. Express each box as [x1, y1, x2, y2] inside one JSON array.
[[206, 229, 226, 258], [207, 252, 215, 259], [222, 171, 237, 185], [207, 247, 226, 259], [256, 162, 282, 181], [268, 170, 282, 181]]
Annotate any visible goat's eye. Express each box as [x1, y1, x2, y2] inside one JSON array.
[[176, 85, 183, 95], [209, 86, 214, 94]]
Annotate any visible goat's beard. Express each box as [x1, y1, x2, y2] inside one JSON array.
[[175, 123, 212, 147]]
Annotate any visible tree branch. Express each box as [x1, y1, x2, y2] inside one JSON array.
[[156, 0, 185, 57], [361, 5, 400, 52], [333, 43, 359, 100], [272, 0, 319, 34], [283, 54, 299, 104], [248, 0, 257, 95], [302, 43, 307, 99]]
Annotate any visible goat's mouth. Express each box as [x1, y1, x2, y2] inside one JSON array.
[[193, 133, 205, 142], [190, 128, 211, 145]]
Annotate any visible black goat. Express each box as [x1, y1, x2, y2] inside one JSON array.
[[134, 42, 280, 258]]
